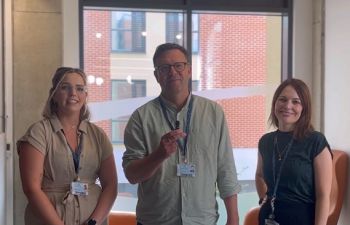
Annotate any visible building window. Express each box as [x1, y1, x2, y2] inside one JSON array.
[[111, 79, 146, 143], [166, 13, 199, 54], [111, 11, 146, 52]]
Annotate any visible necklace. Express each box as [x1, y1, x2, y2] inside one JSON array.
[[63, 124, 78, 136], [274, 135, 293, 161]]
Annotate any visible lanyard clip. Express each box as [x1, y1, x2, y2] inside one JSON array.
[[175, 120, 180, 129]]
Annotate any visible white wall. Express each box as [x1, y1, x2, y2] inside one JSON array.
[[0, 0, 3, 131], [63, 0, 79, 67], [0, 1, 4, 217], [0, 133, 5, 225], [3, 0, 13, 224], [293, 0, 313, 86], [324, 0, 350, 224]]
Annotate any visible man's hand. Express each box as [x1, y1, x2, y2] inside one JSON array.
[[157, 129, 186, 159]]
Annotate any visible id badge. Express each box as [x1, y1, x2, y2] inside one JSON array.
[[71, 181, 88, 196], [265, 219, 279, 225], [177, 163, 196, 177]]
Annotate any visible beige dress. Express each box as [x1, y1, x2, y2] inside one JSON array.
[[17, 115, 113, 225]]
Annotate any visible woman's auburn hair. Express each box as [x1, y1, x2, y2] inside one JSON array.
[[269, 78, 314, 140]]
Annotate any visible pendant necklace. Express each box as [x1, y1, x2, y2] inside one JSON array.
[[274, 134, 292, 161]]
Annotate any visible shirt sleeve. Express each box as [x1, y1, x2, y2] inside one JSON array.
[[122, 110, 148, 169], [16, 121, 47, 155], [98, 126, 114, 161], [258, 133, 271, 158], [311, 131, 331, 158], [216, 105, 241, 199]]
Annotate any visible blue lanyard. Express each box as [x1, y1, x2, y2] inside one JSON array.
[[68, 134, 83, 174], [159, 96, 193, 158]]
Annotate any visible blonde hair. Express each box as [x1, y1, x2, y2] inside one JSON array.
[[42, 67, 91, 120]]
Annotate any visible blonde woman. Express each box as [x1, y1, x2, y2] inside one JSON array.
[[18, 67, 117, 225]]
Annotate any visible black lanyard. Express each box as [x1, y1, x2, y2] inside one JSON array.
[[159, 96, 193, 159], [269, 134, 293, 219]]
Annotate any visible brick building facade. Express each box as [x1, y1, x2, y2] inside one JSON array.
[[84, 11, 268, 148]]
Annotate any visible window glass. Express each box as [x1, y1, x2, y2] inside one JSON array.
[[192, 14, 199, 53], [166, 13, 199, 53], [84, 9, 283, 225], [111, 80, 146, 143], [111, 11, 146, 52]]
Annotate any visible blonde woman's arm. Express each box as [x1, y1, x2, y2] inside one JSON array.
[[19, 142, 64, 225], [87, 155, 118, 224]]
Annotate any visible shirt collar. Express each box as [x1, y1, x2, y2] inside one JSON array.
[[159, 93, 192, 113], [49, 114, 88, 134]]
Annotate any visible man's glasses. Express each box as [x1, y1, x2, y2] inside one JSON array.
[[59, 84, 87, 94], [156, 62, 188, 74]]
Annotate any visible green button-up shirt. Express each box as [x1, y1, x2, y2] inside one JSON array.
[[123, 95, 241, 225]]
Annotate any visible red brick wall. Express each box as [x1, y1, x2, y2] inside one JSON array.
[[199, 15, 267, 147], [84, 12, 267, 147], [83, 10, 111, 136], [218, 97, 265, 148]]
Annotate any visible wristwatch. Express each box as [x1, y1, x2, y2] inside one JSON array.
[[87, 219, 97, 225]]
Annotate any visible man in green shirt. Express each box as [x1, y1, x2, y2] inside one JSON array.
[[123, 43, 241, 225]]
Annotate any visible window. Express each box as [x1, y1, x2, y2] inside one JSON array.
[[111, 11, 146, 52], [111, 79, 146, 100], [82, 1, 291, 223], [111, 80, 146, 143], [166, 13, 199, 54]]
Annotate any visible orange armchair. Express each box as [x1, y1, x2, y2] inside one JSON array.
[[328, 149, 348, 225], [243, 149, 348, 225], [108, 211, 136, 225]]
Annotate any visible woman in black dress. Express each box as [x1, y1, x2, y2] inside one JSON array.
[[255, 78, 332, 225]]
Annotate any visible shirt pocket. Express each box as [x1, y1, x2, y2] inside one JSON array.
[[188, 127, 217, 178], [45, 145, 73, 182]]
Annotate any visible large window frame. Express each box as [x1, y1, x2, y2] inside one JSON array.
[[79, 0, 293, 78], [79, 0, 294, 224]]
